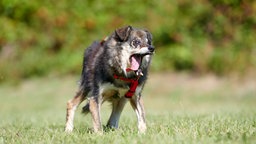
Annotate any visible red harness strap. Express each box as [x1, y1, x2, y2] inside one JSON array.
[[113, 74, 139, 98]]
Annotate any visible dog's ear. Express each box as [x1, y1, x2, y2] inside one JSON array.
[[115, 26, 132, 42], [145, 30, 153, 45]]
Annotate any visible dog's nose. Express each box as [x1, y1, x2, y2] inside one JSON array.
[[148, 45, 155, 52]]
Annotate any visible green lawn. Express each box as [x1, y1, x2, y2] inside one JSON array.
[[0, 74, 255, 144]]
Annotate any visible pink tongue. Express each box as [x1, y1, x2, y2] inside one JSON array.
[[130, 55, 141, 71]]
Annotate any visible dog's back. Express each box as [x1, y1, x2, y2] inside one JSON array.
[[79, 41, 105, 96]]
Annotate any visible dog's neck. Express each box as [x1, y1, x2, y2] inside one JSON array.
[[102, 36, 143, 92]]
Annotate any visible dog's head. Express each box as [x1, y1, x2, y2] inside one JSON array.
[[107, 26, 154, 75]]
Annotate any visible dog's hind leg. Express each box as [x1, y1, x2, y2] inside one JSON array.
[[88, 96, 103, 133], [65, 90, 85, 132], [107, 97, 127, 129], [81, 103, 90, 115], [130, 96, 147, 133]]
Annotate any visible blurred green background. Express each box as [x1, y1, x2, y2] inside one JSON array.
[[0, 0, 256, 83]]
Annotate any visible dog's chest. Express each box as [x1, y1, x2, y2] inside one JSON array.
[[99, 83, 129, 99]]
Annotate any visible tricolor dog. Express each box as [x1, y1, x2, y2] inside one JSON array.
[[65, 26, 155, 133]]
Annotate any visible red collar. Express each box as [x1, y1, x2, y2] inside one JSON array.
[[113, 72, 140, 98]]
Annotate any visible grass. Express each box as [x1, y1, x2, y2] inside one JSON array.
[[0, 73, 256, 143]]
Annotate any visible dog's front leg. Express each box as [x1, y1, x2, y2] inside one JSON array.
[[89, 97, 102, 133], [107, 97, 128, 129], [130, 95, 147, 133]]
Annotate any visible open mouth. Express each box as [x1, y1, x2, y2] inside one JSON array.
[[129, 54, 142, 71], [128, 53, 152, 71]]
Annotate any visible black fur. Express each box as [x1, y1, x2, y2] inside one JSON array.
[[65, 26, 154, 133], [79, 26, 153, 100]]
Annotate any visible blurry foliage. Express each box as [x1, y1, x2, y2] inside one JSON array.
[[0, 0, 256, 83]]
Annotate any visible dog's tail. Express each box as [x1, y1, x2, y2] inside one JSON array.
[[81, 103, 90, 115]]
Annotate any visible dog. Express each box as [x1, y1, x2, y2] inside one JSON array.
[[65, 26, 154, 133]]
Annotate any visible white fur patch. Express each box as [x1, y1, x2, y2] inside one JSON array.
[[135, 85, 143, 96], [138, 47, 150, 54], [99, 83, 129, 100], [121, 44, 132, 75], [141, 55, 151, 69]]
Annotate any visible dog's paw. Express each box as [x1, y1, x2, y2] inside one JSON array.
[[138, 123, 147, 134], [65, 128, 73, 133], [96, 130, 103, 135], [64, 125, 73, 133]]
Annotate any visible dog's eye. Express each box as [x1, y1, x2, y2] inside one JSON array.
[[133, 40, 141, 47], [134, 40, 140, 45]]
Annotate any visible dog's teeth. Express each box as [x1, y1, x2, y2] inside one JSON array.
[[136, 70, 143, 76], [136, 69, 143, 76]]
